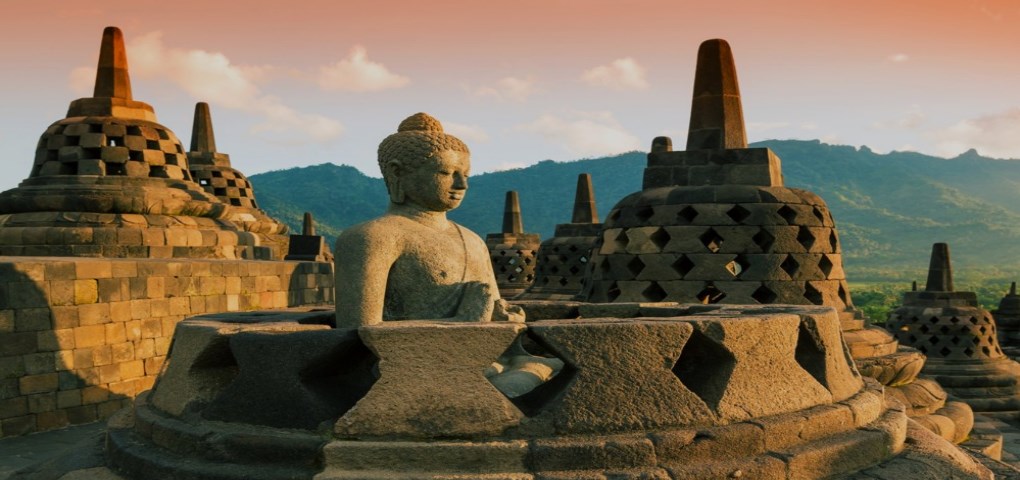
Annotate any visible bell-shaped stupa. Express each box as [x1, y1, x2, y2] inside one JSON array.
[[518, 173, 602, 300], [0, 27, 257, 259], [993, 281, 1020, 359], [889, 243, 1020, 420], [485, 190, 541, 298], [186, 102, 290, 259], [581, 39, 975, 444]]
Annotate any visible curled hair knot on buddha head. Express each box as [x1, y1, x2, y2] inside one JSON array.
[[378, 112, 470, 204]]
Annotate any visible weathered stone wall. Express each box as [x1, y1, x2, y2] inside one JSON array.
[[0, 257, 333, 438]]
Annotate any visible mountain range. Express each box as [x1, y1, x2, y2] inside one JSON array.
[[249, 140, 1020, 282]]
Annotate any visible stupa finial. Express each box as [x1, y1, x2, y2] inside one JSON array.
[[571, 174, 599, 224], [190, 102, 217, 153], [925, 243, 954, 292], [93, 26, 133, 100], [1011, 281, 1017, 296], [686, 39, 747, 151], [502, 191, 523, 234], [302, 212, 315, 236]]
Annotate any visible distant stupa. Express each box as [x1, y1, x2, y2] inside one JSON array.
[[0, 27, 258, 259], [485, 191, 541, 298]]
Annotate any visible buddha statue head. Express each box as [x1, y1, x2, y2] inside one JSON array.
[[377, 113, 471, 211]]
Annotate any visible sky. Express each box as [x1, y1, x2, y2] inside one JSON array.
[[2, 0, 1020, 192]]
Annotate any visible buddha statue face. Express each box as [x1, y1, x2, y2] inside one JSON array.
[[399, 150, 470, 212], [378, 113, 471, 211]]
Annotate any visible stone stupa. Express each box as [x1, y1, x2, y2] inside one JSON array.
[[186, 102, 290, 259], [579, 38, 975, 444], [485, 190, 541, 298], [0, 27, 257, 259], [889, 243, 1020, 420], [518, 173, 602, 301], [993, 281, 1020, 360]]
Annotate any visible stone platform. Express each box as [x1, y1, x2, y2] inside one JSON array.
[[99, 303, 994, 479]]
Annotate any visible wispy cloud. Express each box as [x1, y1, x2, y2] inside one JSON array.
[[467, 76, 538, 102], [517, 111, 642, 157], [444, 121, 490, 143], [69, 31, 349, 144], [930, 108, 1020, 158], [887, 53, 910, 63], [316, 46, 410, 92], [581, 58, 649, 91], [873, 106, 926, 130]]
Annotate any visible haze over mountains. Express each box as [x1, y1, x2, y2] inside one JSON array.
[[250, 140, 1020, 282]]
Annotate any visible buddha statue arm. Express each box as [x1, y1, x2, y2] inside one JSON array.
[[334, 224, 398, 329]]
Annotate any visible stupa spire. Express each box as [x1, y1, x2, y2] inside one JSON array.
[[1012, 282, 1017, 296], [302, 212, 315, 236], [571, 174, 599, 224], [686, 39, 747, 151], [925, 243, 954, 292], [190, 102, 217, 153], [93, 26, 133, 100], [502, 191, 523, 234]]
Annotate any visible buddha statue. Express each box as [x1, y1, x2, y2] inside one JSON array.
[[335, 113, 522, 328]]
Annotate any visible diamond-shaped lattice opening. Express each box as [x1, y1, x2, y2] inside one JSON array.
[[804, 283, 824, 305], [642, 282, 668, 302], [649, 228, 671, 250], [940, 347, 952, 356], [819, 255, 834, 278], [797, 227, 816, 251], [725, 254, 750, 278], [614, 230, 630, 251], [751, 285, 778, 304], [949, 316, 960, 324], [829, 231, 839, 250], [968, 317, 979, 325], [964, 347, 975, 357], [919, 324, 930, 334], [489, 331, 575, 417], [569, 265, 580, 275], [607, 282, 621, 302], [673, 255, 695, 277], [636, 206, 655, 223], [979, 326, 987, 335], [780, 255, 800, 278], [951, 337, 961, 345], [696, 283, 727, 304], [672, 329, 735, 410], [939, 325, 951, 335], [558, 278, 569, 286], [699, 228, 723, 253], [837, 282, 849, 306], [972, 337, 981, 345], [678, 206, 699, 224], [626, 256, 646, 277], [982, 346, 991, 356], [777, 205, 798, 224], [726, 205, 751, 224], [752, 229, 774, 252], [928, 336, 939, 345], [918, 345, 928, 354], [794, 322, 828, 389], [812, 207, 826, 223]]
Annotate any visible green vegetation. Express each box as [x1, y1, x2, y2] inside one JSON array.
[[248, 139, 1020, 316]]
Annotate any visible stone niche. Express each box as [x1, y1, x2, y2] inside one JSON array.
[[103, 302, 992, 479]]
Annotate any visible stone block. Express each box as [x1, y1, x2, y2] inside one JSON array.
[[16, 308, 52, 332], [74, 279, 99, 304], [22, 352, 55, 375], [1, 415, 36, 436], [73, 349, 94, 369], [110, 301, 131, 322], [652, 422, 764, 464], [0, 397, 28, 419], [530, 435, 657, 471], [73, 324, 106, 348], [35, 410, 69, 431], [335, 322, 525, 439], [65, 405, 97, 425], [7, 283, 48, 308], [0, 310, 12, 333], [36, 328, 73, 352], [27, 392, 55, 414], [78, 303, 111, 326], [92, 345, 113, 366], [56, 390, 81, 409], [320, 440, 529, 476], [19, 373, 58, 394], [0, 332, 37, 356]]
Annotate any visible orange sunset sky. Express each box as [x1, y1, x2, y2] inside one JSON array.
[[2, 0, 1020, 191]]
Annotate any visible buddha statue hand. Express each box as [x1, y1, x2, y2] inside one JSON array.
[[492, 299, 525, 323], [453, 281, 497, 322]]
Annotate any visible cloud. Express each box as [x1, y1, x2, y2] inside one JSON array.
[[316, 46, 410, 92], [873, 106, 926, 130], [467, 76, 538, 102], [517, 111, 642, 157], [69, 31, 344, 143], [444, 122, 490, 143], [930, 108, 1020, 158], [888, 53, 910, 63], [581, 58, 649, 90]]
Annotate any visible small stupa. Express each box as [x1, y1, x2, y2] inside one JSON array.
[[0, 27, 256, 259], [285, 212, 331, 262], [581, 39, 975, 444], [186, 102, 290, 259], [485, 190, 541, 298], [993, 281, 1020, 359], [889, 243, 1020, 419], [518, 173, 602, 300]]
